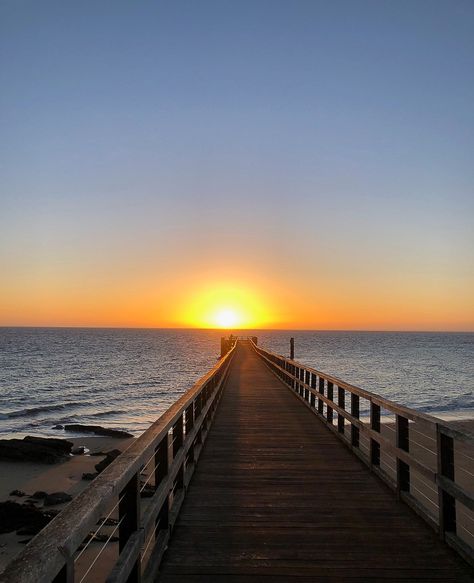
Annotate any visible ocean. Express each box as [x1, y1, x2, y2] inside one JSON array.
[[1, 328, 473, 439]]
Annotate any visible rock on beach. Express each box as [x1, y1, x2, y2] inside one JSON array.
[[62, 424, 133, 438], [0, 436, 73, 464]]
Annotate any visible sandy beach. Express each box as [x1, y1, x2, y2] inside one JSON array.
[[0, 435, 135, 574]]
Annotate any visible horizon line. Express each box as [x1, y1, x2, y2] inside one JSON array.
[[0, 325, 473, 334]]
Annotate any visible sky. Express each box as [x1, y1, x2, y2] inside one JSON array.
[[1, 0, 473, 330]]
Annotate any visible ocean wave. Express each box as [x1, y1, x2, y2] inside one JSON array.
[[418, 394, 474, 414], [89, 409, 127, 418], [1, 401, 91, 419], [122, 380, 157, 388]]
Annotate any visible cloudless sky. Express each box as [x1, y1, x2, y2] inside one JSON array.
[[1, 0, 473, 329]]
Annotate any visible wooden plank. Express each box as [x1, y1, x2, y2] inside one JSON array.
[[157, 342, 474, 582], [259, 351, 438, 483]]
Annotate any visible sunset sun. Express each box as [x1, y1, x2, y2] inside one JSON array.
[[214, 308, 239, 329], [178, 281, 274, 329]]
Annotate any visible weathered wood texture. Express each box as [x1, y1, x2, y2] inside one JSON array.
[[157, 341, 473, 582]]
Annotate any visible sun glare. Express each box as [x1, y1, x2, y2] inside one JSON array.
[[214, 308, 239, 329], [179, 282, 273, 329]]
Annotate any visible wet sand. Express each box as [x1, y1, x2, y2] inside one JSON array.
[[0, 436, 135, 573]]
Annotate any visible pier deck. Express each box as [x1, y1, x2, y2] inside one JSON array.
[[157, 341, 472, 582]]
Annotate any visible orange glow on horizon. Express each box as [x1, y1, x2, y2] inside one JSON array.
[[0, 260, 473, 331], [178, 282, 274, 329]]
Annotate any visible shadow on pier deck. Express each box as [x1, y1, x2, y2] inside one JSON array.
[[157, 341, 472, 582]]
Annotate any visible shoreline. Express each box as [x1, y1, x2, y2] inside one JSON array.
[[2, 407, 474, 442], [0, 435, 135, 573]]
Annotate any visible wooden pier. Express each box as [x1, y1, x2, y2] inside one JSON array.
[[1, 339, 474, 582], [157, 340, 473, 582]]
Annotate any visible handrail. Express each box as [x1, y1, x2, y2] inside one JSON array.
[[250, 339, 474, 567], [0, 345, 237, 583]]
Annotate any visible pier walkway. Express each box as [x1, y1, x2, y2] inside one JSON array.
[[157, 341, 472, 582]]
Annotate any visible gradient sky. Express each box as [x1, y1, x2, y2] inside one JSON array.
[[1, 0, 473, 330]]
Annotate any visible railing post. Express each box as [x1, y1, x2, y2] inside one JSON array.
[[155, 435, 170, 538], [195, 392, 202, 420], [290, 337, 294, 359], [326, 381, 333, 424], [186, 403, 194, 437], [173, 414, 184, 492], [396, 415, 410, 495], [370, 402, 381, 467], [119, 473, 141, 583], [337, 387, 345, 434], [318, 377, 324, 415], [310, 373, 316, 408], [437, 426, 456, 539], [351, 394, 360, 447], [52, 556, 74, 583], [173, 414, 184, 457]]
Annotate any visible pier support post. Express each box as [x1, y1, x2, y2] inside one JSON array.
[[437, 427, 456, 538], [221, 337, 228, 358], [338, 387, 345, 434], [52, 557, 74, 583], [326, 382, 334, 424], [370, 403, 381, 467], [173, 415, 185, 494], [119, 473, 141, 583], [310, 373, 316, 408], [155, 436, 170, 538], [290, 337, 294, 360], [186, 403, 195, 464], [318, 377, 324, 415], [351, 394, 360, 447], [396, 415, 410, 495]]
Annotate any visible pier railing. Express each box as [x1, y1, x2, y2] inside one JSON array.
[[0, 345, 236, 583], [251, 340, 474, 566]]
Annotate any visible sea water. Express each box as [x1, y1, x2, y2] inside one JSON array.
[[0, 328, 472, 438]]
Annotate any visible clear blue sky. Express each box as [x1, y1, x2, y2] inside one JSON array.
[[1, 1, 473, 329]]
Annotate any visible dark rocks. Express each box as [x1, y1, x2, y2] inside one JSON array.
[[30, 491, 48, 500], [43, 492, 73, 506], [0, 436, 73, 464], [63, 424, 133, 438], [9, 490, 26, 497], [52, 424, 64, 430], [94, 449, 122, 473], [23, 436, 73, 455], [82, 472, 98, 481], [0, 501, 52, 534]]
